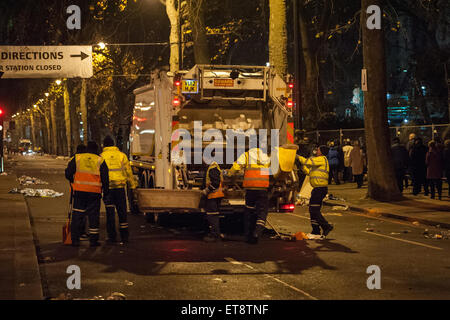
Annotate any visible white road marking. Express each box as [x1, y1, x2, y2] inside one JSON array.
[[224, 257, 318, 300], [362, 231, 443, 250]]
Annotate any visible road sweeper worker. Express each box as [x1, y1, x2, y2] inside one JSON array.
[[201, 161, 225, 242], [297, 145, 334, 239], [101, 135, 137, 244], [65, 141, 109, 247], [228, 147, 271, 244]]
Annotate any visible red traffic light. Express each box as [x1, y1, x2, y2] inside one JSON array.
[[172, 97, 181, 107]]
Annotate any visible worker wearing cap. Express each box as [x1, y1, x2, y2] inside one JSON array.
[[229, 147, 271, 244], [201, 161, 225, 242], [65, 141, 109, 247], [297, 145, 334, 239], [101, 136, 138, 244]]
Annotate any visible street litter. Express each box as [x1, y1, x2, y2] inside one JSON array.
[[9, 188, 63, 198], [412, 221, 420, 226], [326, 194, 346, 202], [390, 232, 401, 235], [332, 205, 348, 211], [402, 230, 411, 233], [17, 175, 49, 185], [125, 280, 134, 286], [0, 172, 8, 176], [365, 228, 374, 232], [106, 292, 126, 300]]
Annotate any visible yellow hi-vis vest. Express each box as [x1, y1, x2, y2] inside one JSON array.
[[206, 162, 224, 199], [101, 146, 137, 189], [298, 155, 329, 188], [73, 153, 104, 193], [231, 148, 270, 189]]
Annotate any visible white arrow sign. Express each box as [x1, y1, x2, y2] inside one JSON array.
[[0, 46, 93, 79]]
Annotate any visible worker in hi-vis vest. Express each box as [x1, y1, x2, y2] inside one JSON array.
[[229, 147, 271, 244], [201, 161, 225, 242], [297, 145, 334, 239], [65, 141, 109, 247], [101, 136, 137, 245]]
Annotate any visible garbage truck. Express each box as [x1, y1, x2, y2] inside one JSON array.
[[129, 65, 300, 223]]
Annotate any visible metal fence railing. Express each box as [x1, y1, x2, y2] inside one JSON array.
[[306, 124, 450, 146]]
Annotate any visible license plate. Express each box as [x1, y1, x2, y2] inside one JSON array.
[[182, 79, 198, 93], [214, 78, 234, 87]]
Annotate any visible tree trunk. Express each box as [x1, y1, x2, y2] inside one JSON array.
[[80, 79, 88, 142], [44, 106, 52, 154], [30, 113, 36, 149], [166, 0, 180, 73], [269, 0, 288, 77], [298, 4, 320, 127], [361, 0, 401, 201], [64, 82, 72, 156], [50, 99, 58, 155], [186, 0, 210, 64], [69, 82, 81, 149]]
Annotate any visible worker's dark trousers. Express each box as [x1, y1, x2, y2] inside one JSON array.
[[71, 192, 101, 245], [309, 187, 330, 235], [244, 189, 269, 238], [103, 188, 129, 242], [205, 198, 222, 237], [394, 169, 406, 193]]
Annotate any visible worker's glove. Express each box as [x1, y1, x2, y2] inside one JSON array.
[[201, 189, 209, 196]]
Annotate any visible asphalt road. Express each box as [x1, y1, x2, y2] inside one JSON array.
[[6, 154, 450, 300]]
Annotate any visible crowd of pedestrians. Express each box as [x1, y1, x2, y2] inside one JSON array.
[[392, 133, 449, 200]]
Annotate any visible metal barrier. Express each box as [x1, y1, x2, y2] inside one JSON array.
[[306, 124, 450, 146]]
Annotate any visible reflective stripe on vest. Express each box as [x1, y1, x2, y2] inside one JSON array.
[[243, 167, 270, 188], [73, 154, 102, 193]]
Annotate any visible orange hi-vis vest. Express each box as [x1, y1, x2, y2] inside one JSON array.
[[206, 162, 224, 199], [73, 153, 104, 194], [239, 149, 270, 189]]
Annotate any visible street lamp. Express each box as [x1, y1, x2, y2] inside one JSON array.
[[55, 79, 62, 85], [45, 93, 49, 97], [98, 42, 106, 50]]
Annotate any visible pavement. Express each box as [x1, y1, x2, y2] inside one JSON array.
[[0, 172, 43, 300], [324, 181, 450, 229]]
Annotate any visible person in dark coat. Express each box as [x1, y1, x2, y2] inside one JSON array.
[[409, 137, 429, 196], [426, 140, 444, 200], [391, 137, 409, 193], [444, 140, 450, 198], [327, 141, 341, 185]]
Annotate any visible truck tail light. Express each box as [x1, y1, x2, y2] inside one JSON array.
[[172, 97, 181, 107]]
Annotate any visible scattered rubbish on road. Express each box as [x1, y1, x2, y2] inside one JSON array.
[[9, 188, 64, 197], [326, 194, 346, 201], [106, 292, 126, 300], [402, 230, 411, 234], [390, 232, 401, 235], [412, 221, 420, 226], [0, 172, 8, 176], [365, 228, 374, 232], [331, 205, 348, 211], [17, 175, 49, 185], [19, 283, 26, 287], [325, 212, 343, 217], [125, 280, 134, 286]]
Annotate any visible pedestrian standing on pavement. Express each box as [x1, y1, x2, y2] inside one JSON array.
[[101, 136, 137, 244], [201, 161, 225, 242], [410, 137, 429, 196], [342, 139, 353, 182], [229, 146, 271, 244], [65, 141, 109, 247], [444, 140, 450, 198], [426, 140, 444, 200], [391, 137, 409, 193], [297, 145, 333, 239], [327, 141, 341, 185], [349, 140, 365, 188]]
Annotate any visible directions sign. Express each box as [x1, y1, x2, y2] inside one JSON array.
[[0, 46, 93, 79]]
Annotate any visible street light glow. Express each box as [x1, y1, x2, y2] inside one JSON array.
[[55, 79, 62, 85], [45, 93, 49, 97], [98, 42, 106, 49]]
